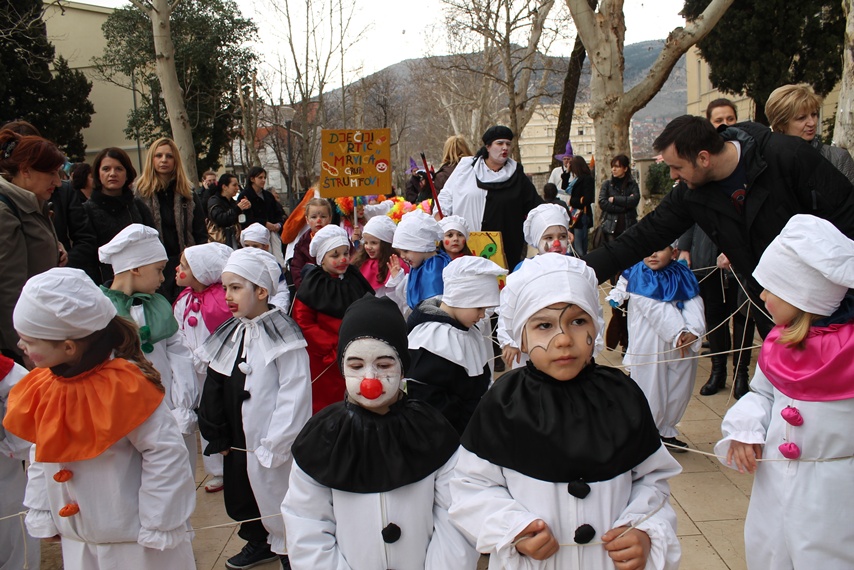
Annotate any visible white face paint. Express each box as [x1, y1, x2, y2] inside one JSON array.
[[538, 225, 570, 255], [342, 338, 403, 411]]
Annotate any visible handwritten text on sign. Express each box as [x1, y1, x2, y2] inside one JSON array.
[[320, 128, 392, 198]]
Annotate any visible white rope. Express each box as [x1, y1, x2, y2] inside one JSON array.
[[662, 442, 854, 463], [190, 513, 283, 532]]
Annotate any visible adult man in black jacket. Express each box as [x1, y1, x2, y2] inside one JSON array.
[[583, 115, 854, 336]]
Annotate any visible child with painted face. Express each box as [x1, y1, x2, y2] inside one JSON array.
[[407, 256, 506, 434], [173, 241, 232, 493], [388, 210, 450, 311], [606, 242, 704, 452], [498, 203, 575, 369], [450, 254, 682, 570], [438, 215, 473, 260], [98, 224, 199, 470], [283, 295, 479, 570], [352, 215, 409, 313], [293, 224, 375, 414], [715, 215, 854, 570], [4, 268, 196, 569], [241, 222, 291, 309], [290, 198, 333, 291], [197, 247, 311, 570]]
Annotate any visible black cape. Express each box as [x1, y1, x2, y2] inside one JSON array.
[[295, 265, 375, 319], [292, 396, 459, 493], [461, 361, 661, 483]]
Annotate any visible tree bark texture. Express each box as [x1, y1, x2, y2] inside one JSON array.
[[834, 0, 854, 151]]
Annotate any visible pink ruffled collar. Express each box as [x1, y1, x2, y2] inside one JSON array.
[[759, 322, 854, 402], [175, 284, 232, 334]]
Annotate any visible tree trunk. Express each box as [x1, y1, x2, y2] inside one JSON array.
[[135, 0, 198, 183], [834, 0, 854, 151], [565, 0, 735, 195]]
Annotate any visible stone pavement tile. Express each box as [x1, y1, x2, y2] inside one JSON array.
[[696, 520, 748, 570], [682, 397, 722, 421], [670, 471, 749, 522], [678, 419, 727, 445], [693, 441, 754, 498], [671, 496, 700, 536], [671, 443, 719, 474], [679, 535, 730, 570], [213, 532, 281, 570]]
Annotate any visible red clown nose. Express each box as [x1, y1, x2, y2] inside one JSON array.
[[359, 378, 384, 400], [552, 239, 561, 250]]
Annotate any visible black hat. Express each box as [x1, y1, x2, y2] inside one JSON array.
[[481, 125, 514, 146], [337, 294, 410, 373]]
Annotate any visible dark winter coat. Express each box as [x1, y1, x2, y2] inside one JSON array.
[[597, 175, 639, 235], [584, 121, 854, 306], [569, 174, 595, 227], [51, 180, 97, 272], [207, 193, 242, 248], [237, 185, 285, 229]]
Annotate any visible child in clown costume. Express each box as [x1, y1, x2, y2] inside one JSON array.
[[98, 224, 199, 470], [198, 247, 312, 570], [173, 241, 233, 493], [282, 295, 479, 569], [387, 210, 450, 312], [716, 215, 854, 570], [606, 242, 705, 452], [450, 254, 681, 570], [3, 268, 196, 569]]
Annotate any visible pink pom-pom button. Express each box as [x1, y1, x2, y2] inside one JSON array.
[[190, 300, 201, 312], [187, 316, 198, 327], [781, 406, 804, 426], [778, 442, 801, 460]]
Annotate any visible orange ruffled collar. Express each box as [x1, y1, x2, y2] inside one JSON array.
[[2, 358, 164, 463]]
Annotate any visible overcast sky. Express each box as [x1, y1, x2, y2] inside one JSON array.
[[79, 0, 686, 80]]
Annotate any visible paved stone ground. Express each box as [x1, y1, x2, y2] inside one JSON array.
[[39, 306, 758, 569]]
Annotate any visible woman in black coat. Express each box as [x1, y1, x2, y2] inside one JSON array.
[[83, 147, 155, 283], [597, 154, 640, 242], [207, 172, 251, 249], [568, 156, 595, 256]]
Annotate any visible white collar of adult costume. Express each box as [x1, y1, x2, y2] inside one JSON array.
[[407, 320, 491, 376], [196, 306, 306, 375], [473, 157, 517, 185]]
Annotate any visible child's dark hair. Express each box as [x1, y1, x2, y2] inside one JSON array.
[[352, 238, 394, 283], [543, 183, 558, 201]]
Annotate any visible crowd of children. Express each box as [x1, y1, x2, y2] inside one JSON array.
[[4, 173, 854, 570]]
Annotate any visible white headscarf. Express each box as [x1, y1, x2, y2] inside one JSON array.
[[523, 203, 570, 249], [223, 247, 281, 295], [392, 210, 443, 252], [240, 223, 270, 247], [184, 242, 233, 286], [438, 215, 472, 241], [753, 214, 854, 316], [362, 215, 397, 244], [499, 253, 604, 356], [442, 256, 506, 308], [309, 224, 351, 263], [98, 224, 166, 274], [14, 268, 117, 341]]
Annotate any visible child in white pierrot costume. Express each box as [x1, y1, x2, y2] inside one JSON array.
[[198, 247, 312, 570], [450, 253, 682, 570], [716, 215, 854, 570], [3, 268, 196, 569], [283, 294, 479, 569], [98, 224, 199, 469], [173, 241, 233, 493]]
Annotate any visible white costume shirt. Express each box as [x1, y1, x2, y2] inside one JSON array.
[[607, 275, 705, 437], [450, 446, 681, 569], [715, 366, 854, 570], [283, 450, 478, 570], [23, 400, 196, 569]]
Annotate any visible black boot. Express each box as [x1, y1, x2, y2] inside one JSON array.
[[733, 366, 750, 399], [699, 355, 727, 396]]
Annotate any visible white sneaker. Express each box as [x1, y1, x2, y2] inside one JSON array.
[[204, 476, 224, 493]]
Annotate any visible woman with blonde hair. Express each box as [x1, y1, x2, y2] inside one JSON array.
[[135, 137, 208, 301], [433, 135, 472, 191], [765, 84, 854, 184]]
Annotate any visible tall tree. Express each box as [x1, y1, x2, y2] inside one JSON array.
[[835, 0, 854, 150], [565, 0, 734, 188], [0, 0, 94, 159], [96, 0, 257, 179], [684, 0, 845, 125]]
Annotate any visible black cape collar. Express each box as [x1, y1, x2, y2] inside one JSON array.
[[295, 265, 375, 319], [292, 395, 459, 493], [461, 361, 661, 483]]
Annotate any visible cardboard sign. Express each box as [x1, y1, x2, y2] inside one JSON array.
[[319, 128, 392, 198], [468, 231, 508, 287]]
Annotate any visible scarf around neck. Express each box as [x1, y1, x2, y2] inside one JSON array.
[[100, 286, 179, 350]]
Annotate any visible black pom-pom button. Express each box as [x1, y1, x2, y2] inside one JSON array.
[[566, 480, 590, 499], [241, 390, 251, 401], [574, 523, 595, 544], [381, 523, 401, 543]]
